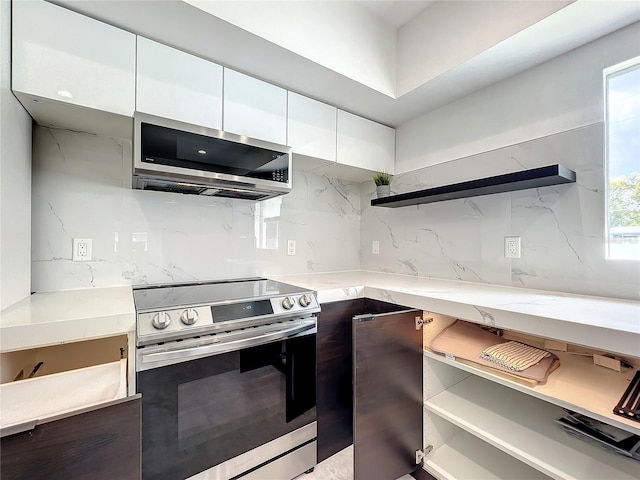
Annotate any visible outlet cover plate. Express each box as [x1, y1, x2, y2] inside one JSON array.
[[372, 240, 380, 255], [72, 238, 92, 261], [504, 236, 521, 258]]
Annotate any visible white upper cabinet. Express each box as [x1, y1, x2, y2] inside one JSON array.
[[12, 0, 135, 117], [287, 92, 337, 162], [337, 110, 395, 174], [136, 37, 223, 130], [223, 69, 287, 145]]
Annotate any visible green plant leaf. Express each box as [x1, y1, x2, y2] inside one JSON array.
[[373, 171, 391, 186]]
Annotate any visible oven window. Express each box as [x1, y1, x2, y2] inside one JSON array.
[[177, 361, 283, 450], [138, 334, 316, 480]]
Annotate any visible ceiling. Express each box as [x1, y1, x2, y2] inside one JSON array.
[[51, 1, 640, 127], [358, 0, 435, 29]]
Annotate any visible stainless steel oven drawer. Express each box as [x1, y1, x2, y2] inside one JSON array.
[[187, 422, 316, 480]]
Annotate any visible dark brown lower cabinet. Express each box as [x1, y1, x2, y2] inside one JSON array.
[[1, 395, 141, 480], [353, 309, 423, 480], [316, 299, 418, 464], [317, 299, 364, 462]]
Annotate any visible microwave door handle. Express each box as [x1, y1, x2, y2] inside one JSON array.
[[141, 322, 315, 365]]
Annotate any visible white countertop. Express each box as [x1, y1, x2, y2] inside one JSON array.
[[0, 286, 135, 352], [1, 271, 638, 357], [272, 271, 640, 357]]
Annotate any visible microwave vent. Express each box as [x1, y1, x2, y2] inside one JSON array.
[[138, 180, 205, 196], [201, 188, 270, 200]]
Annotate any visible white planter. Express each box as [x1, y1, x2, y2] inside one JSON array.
[[376, 184, 391, 198]]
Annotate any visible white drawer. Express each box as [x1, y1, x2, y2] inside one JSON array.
[[0, 335, 129, 432], [1, 359, 127, 431]]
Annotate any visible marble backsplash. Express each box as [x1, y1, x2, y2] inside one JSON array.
[[31, 126, 361, 291], [361, 124, 640, 300], [31, 124, 639, 300]]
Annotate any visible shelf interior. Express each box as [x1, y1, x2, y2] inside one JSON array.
[[424, 330, 640, 435], [372, 164, 576, 208], [423, 427, 550, 480], [423, 347, 640, 435], [424, 373, 640, 480]]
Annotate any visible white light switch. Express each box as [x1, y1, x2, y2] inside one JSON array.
[[372, 240, 380, 255], [287, 240, 296, 256]]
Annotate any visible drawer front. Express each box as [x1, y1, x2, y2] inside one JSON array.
[[1, 395, 141, 480]]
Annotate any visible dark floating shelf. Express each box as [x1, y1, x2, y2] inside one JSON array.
[[371, 164, 576, 208]]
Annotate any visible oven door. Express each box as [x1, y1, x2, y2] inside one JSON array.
[[137, 327, 316, 480]]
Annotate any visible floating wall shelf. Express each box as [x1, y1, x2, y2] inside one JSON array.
[[371, 164, 576, 208]]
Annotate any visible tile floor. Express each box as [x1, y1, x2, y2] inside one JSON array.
[[294, 445, 416, 480]]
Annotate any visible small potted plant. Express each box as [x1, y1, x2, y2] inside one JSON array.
[[373, 171, 391, 198]]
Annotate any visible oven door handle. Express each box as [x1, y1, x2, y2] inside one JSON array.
[[140, 322, 315, 366]]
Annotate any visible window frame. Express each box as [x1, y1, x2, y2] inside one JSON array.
[[603, 56, 640, 261]]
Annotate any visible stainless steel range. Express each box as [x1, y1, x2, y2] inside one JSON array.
[[133, 278, 320, 480]]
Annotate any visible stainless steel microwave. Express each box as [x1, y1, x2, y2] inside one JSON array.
[[133, 113, 292, 201]]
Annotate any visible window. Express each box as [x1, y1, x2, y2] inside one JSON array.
[[605, 57, 640, 260]]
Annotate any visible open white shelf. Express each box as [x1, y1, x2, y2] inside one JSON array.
[[423, 349, 640, 435], [425, 375, 640, 480], [423, 428, 550, 480]]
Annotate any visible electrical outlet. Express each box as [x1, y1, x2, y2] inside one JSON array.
[[504, 236, 521, 258], [372, 241, 380, 255], [287, 240, 296, 256], [72, 238, 92, 261]]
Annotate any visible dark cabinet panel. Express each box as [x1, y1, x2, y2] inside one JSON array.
[[1, 395, 141, 480], [317, 299, 365, 462], [412, 467, 438, 480], [353, 310, 423, 480], [316, 298, 410, 462]]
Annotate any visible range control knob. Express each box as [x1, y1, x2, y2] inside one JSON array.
[[298, 294, 312, 307], [152, 312, 171, 330], [181, 308, 199, 325], [281, 296, 295, 310]]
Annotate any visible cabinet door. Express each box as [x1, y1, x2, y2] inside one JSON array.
[[353, 309, 423, 480], [1, 395, 141, 480], [317, 299, 417, 463], [136, 37, 223, 130], [287, 92, 337, 162], [12, 0, 135, 116], [223, 68, 287, 145], [337, 110, 395, 173]]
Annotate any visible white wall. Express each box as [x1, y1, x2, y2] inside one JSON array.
[[396, 21, 640, 174], [185, 0, 397, 97], [362, 23, 640, 300], [30, 126, 361, 292], [0, 0, 32, 310], [396, 0, 572, 96]]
